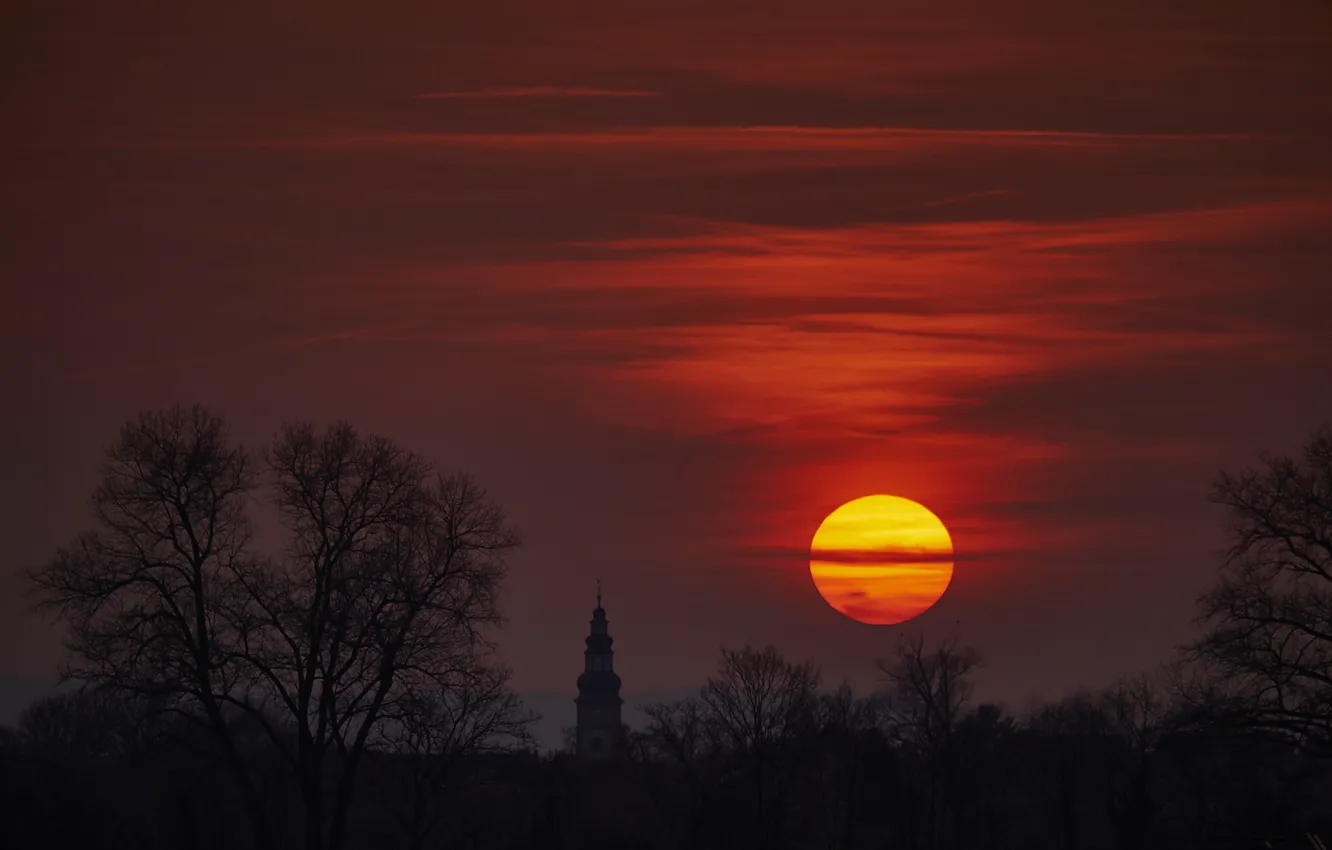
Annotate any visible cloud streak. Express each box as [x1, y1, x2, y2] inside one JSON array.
[[809, 548, 955, 565], [222, 125, 1277, 153]]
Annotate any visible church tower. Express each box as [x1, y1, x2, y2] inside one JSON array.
[[575, 581, 623, 758]]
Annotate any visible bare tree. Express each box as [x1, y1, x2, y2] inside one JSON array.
[[1025, 674, 1180, 850], [634, 696, 724, 850], [637, 647, 819, 850], [1027, 690, 1109, 850], [376, 663, 533, 850], [17, 687, 140, 762], [877, 634, 980, 752], [30, 407, 521, 850], [225, 425, 519, 850], [699, 645, 821, 850], [876, 634, 982, 850], [1099, 673, 1178, 850], [1185, 425, 1332, 756], [811, 684, 882, 850], [28, 406, 272, 845]]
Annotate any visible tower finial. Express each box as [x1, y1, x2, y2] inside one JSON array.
[[596, 578, 602, 608]]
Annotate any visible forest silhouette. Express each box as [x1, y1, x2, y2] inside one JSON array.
[[3, 406, 1330, 850]]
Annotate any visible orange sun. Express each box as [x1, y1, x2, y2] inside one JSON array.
[[809, 495, 954, 625]]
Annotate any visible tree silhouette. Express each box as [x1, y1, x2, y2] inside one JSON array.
[[635, 696, 723, 849], [375, 663, 534, 850], [16, 687, 141, 762], [1186, 425, 1332, 756], [1098, 674, 1178, 850], [637, 645, 820, 850], [700, 645, 821, 850], [29, 406, 521, 850], [28, 406, 273, 845], [809, 684, 881, 850], [1027, 690, 1110, 850], [875, 634, 982, 850]]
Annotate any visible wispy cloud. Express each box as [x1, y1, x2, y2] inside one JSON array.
[[452, 200, 1321, 442], [225, 125, 1274, 153]]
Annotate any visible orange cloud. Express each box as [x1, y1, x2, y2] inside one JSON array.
[[491, 203, 1320, 440], [347, 199, 1320, 451]]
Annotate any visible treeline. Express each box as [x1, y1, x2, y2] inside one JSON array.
[[2, 408, 1330, 850], [1, 639, 1328, 849], [622, 641, 1329, 850]]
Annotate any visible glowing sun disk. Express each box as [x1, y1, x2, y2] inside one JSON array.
[[809, 495, 954, 625]]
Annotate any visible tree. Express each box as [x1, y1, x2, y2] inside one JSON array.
[[30, 406, 522, 850], [875, 634, 982, 850], [877, 634, 980, 752], [1098, 674, 1178, 850], [950, 702, 1016, 849], [28, 406, 270, 844], [638, 646, 820, 850], [375, 663, 533, 850], [634, 696, 726, 850], [699, 645, 820, 850], [809, 684, 882, 850], [1026, 690, 1109, 850], [1185, 425, 1332, 756], [16, 687, 141, 762]]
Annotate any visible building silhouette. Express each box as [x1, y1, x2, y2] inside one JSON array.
[[575, 581, 623, 758]]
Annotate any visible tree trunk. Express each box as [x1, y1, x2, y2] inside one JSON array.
[[327, 747, 367, 850], [201, 697, 274, 850], [233, 753, 276, 850], [302, 759, 325, 850]]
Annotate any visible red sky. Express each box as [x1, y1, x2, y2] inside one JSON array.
[[4, 0, 1331, 714]]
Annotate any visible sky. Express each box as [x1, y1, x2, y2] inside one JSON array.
[[3, 0, 1331, 727]]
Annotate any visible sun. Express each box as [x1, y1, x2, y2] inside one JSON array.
[[809, 495, 954, 625]]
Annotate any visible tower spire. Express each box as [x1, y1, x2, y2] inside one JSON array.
[[576, 578, 622, 758]]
